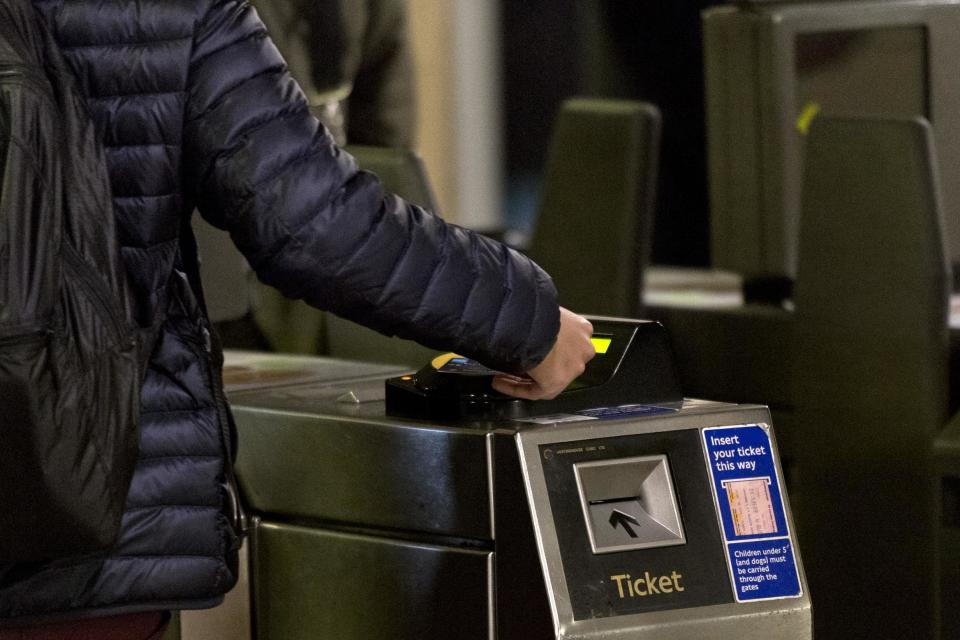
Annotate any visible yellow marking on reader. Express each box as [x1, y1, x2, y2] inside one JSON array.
[[591, 337, 612, 354], [796, 102, 821, 136], [431, 353, 462, 370]]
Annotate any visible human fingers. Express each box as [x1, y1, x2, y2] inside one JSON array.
[[524, 308, 595, 399], [491, 373, 546, 400]]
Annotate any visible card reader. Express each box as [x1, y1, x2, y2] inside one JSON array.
[[385, 318, 683, 421]]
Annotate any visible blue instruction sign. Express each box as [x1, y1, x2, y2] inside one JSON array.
[[702, 425, 802, 602]]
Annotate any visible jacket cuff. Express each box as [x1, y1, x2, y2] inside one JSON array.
[[503, 267, 561, 374]]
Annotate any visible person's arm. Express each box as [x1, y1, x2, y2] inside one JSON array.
[[183, 0, 574, 378]]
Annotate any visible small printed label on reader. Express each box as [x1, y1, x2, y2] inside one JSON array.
[[702, 425, 802, 602], [576, 404, 678, 420]]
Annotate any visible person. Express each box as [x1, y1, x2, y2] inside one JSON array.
[[199, 0, 416, 348], [251, 0, 415, 147], [0, 0, 595, 638]]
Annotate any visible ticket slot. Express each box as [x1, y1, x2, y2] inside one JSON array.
[[575, 455, 686, 554]]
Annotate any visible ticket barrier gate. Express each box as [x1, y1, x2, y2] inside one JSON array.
[[224, 319, 811, 639]]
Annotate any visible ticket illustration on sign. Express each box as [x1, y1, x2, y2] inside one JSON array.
[[723, 478, 777, 536], [702, 424, 802, 602]]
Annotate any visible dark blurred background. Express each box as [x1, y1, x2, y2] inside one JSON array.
[[501, 1, 714, 266]]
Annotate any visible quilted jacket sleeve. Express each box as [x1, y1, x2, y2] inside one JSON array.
[[183, 0, 559, 372]]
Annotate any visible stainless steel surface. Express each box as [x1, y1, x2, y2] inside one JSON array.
[[557, 604, 809, 640], [517, 404, 811, 640], [251, 520, 493, 640], [491, 433, 555, 640], [233, 404, 493, 539], [223, 350, 410, 395], [231, 377, 394, 418]]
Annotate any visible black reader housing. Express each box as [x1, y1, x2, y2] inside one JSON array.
[[385, 318, 682, 421]]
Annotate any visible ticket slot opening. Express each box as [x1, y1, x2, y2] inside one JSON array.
[[575, 455, 686, 554]]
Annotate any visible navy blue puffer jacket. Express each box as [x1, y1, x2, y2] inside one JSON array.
[[0, 0, 559, 622]]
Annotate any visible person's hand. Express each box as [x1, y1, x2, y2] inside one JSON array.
[[491, 307, 595, 400]]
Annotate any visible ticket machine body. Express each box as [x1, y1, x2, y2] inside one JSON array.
[[224, 319, 811, 639]]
